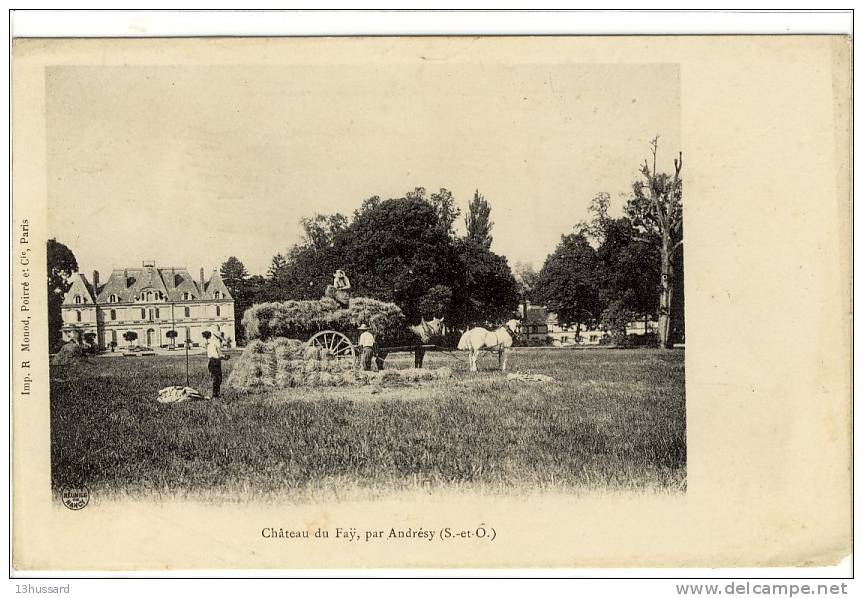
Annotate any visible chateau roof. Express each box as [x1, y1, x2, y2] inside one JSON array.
[[90, 264, 232, 304], [203, 269, 233, 300], [62, 273, 96, 305]]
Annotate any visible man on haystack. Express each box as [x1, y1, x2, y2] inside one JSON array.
[[202, 330, 230, 399], [331, 269, 352, 307]]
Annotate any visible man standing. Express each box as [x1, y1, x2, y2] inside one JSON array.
[[357, 324, 375, 371], [202, 330, 228, 399]]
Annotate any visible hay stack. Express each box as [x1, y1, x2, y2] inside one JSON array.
[[241, 296, 406, 342], [228, 337, 456, 392], [225, 340, 276, 388]]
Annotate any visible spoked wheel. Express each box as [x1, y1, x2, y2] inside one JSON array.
[[307, 330, 356, 360]]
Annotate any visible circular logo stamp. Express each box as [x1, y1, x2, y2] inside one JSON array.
[[60, 484, 89, 510]]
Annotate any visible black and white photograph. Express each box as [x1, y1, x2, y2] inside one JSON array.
[[10, 13, 852, 576], [44, 58, 685, 503]]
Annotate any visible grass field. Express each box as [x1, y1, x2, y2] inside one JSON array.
[[50, 348, 685, 501]]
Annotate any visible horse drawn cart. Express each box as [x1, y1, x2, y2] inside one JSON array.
[[305, 324, 453, 369]]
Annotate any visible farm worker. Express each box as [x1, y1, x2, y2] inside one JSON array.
[[332, 269, 352, 307], [202, 330, 229, 399], [358, 323, 375, 371], [333, 269, 351, 290]]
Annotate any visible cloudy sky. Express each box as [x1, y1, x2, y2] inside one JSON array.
[[47, 62, 680, 278]]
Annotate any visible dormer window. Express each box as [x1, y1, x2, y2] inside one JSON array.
[[108, 294, 119, 303], [73, 295, 82, 304], [183, 292, 191, 301], [213, 291, 222, 299], [145, 291, 153, 301]]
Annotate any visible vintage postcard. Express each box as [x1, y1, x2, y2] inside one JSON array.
[[11, 34, 850, 571]]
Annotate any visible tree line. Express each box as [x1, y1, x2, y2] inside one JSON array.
[[529, 138, 684, 346], [221, 187, 521, 341], [47, 138, 683, 351]]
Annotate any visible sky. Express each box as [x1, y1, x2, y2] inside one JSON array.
[[46, 62, 680, 278]]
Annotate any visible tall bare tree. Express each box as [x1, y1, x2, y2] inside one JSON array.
[[626, 137, 683, 348]]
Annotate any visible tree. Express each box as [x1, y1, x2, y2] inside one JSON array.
[[300, 213, 349, 250], [262, 188, 518, 330], [165, 329, 178, 347], [465, 190, 493, 249], [513, 261, 539, 316], [596, 217, 660, 319], [419, 285, 453, 320], [429, 188, 460, 236], [406, 187, 460, 236], [626, 137, 683, 348], [267, 253, 287, 279], [336, 196, 465, 323], [219, 256, 249, 289], [454, 238, 520, 327], [576, 192, 613, 243], [47, 239, 78, 352], [122, 331, 138, 349], [533, 233, 603, 334]]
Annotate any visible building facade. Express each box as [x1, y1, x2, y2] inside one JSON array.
[[516, 303, 550, 345], [61, 261, 236, 350]]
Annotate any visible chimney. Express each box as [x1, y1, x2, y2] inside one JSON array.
[[199, 268, 205, 292], [123, 268, 129, 288], [92, 270, 99, 293]]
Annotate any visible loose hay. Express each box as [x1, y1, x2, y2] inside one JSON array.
[[242, 297, 406, 342]]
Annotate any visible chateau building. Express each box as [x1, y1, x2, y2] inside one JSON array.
[[61, 260, 236, 349]]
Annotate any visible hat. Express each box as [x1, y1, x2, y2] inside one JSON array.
[[357, 323, 369, 331]]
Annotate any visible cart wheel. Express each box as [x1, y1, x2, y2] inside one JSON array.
[[307, 330, 356, 359]]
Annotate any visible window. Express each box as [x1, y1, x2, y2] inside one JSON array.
[[110, 330, 117, 344], [75, 311, 81, 322], [140, 308, 146, 319], [185, 327, 191, 341], [145, 291, 153, 301], [215, 306, 221, 317], [109, 294, 119, 303], [213, 291, 222, 299], [155, 308, 160, 319], [184, 307, 190, 318], [74, 295, 81, 304], [110, 309, 116, 321], [183, 292, 190, 300]]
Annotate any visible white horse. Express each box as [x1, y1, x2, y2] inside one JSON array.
[[457, 319, 519, 372]]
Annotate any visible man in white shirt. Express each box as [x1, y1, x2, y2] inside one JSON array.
[[358, 324, 375, 371], [202, 330, 228, 399]]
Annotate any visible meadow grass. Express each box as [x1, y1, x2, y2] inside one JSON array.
[[50, 348, 685, 501]]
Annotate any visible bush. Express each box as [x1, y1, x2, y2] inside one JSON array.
[[51, 341, 84, 365], [616, 332, 659, 348], [600, 300, 635, 342]]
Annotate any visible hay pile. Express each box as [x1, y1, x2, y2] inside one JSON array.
[[226, 338, 454, 391], [51, 341, 85, 365], [241, 296, 405, 342]]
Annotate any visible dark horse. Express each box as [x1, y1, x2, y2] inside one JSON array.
[[374, 317, 447, 369]]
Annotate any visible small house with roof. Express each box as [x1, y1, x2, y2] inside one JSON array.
[[61, 260, 235, 349]]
